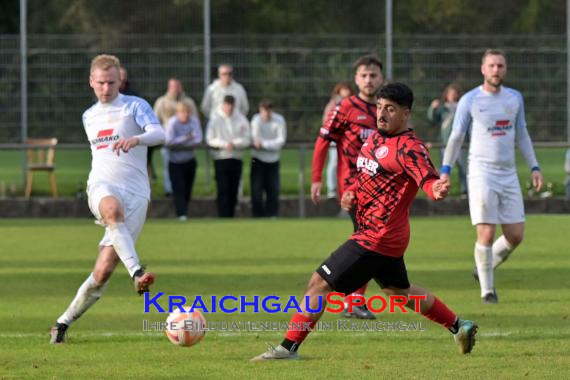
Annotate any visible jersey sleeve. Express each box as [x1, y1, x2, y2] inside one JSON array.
[[514, 92, 539, 170], [132, 98, 161, 129], [311, 99, 347, 183], [311, 136, 330, 183], [319, 99, 348, 142], [442, 93, 472, 167], [402, 140, 440, 196]]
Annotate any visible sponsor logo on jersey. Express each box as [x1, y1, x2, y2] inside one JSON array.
[[488, 119, 512, 137], [375, 146, 389, 159], [357, 115, 368, 120], [321, 265, 331, 275], [360, 128, 374, 141], [357, 156, 379, 175], [91, 129, 119, 149]]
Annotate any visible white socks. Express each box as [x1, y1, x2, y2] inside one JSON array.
[[474, 243, 493, 297], [109, 222, 141, 277], [492, 235, 514, 269], [57, 273, 108, 326]]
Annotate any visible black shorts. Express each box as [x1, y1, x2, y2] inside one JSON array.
[[316, 239, 410, 294]]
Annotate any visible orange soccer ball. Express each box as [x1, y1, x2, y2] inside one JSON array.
[[164, 306, 206, 347]]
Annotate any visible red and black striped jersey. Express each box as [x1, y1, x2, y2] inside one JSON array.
[[312, 95, 376, 197], [349, 129, 439, 257]]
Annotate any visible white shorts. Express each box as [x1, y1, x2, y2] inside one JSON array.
[[468, 172, 525, 225], [87, 182, 149, 246]]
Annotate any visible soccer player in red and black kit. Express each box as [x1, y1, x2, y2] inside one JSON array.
[[252, 83, 478, 361], [311, 55, 384, 320]]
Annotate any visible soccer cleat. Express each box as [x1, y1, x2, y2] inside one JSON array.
[[250, 343, 299, 362], [133, 268, 155, 295], [343, 304, 377, 320], [453, 319, 478, 354], [482, 290, 498, 304], [472, 266, 479, 282], [50, 322, 69, 344]]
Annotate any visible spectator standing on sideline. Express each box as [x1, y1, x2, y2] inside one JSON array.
[[165, 101, 203, 221], [427, 83, 467, 197], [323, 82, 354, 198], [206, 95, 251, 217], [119, 66, 138, 96], [154, 78, 198, 196], [250, 100, 287, 217], [201, 64, 249, 118]]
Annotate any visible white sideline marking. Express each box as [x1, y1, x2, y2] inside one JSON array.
[[480, 331, 515, 337]]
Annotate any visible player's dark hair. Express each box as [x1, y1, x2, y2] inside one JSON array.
[[353, 55, 384, 72], [223, 95, 235, 105], [482, 49, 507, 64], [258, 99, 273, 109], [378, 83, 414, 109]]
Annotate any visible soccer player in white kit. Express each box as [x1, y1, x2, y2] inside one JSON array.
[[441, 49, 544, 304], [50, 55, 165, 343]]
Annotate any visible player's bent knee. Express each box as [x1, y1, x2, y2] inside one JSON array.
[[99, 198, 124, 224]]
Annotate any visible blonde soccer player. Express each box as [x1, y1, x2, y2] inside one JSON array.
[[50, 54, 165, 343]]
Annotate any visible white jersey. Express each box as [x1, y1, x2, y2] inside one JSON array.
[[443, 85, 539, 176], [83, 94, 160, 200]]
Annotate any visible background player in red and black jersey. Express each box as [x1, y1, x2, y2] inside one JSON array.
[[310, 55, 384, 319], [252, 83, 478, 362]]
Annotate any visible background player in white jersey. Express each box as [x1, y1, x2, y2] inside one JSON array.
[[441, 49, 544, 304], [50, 54, 165, 343]]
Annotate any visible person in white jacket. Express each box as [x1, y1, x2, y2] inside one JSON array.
[[250, 100, 287, 217], [206, 95, 251, 217], [201, 64, 249, 118]]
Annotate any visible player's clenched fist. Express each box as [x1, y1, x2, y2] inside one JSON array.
[[112, 137, 140, 155], [340, 190, 356, 210], [431, 179, 450, 200]]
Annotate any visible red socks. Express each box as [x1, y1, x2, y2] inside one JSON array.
[[284, 313, 317, 344], [345, 284, 368, 304], [422, 297, 457, 329]]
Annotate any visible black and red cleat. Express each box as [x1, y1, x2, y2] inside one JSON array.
[[133, 268, 155, 295]]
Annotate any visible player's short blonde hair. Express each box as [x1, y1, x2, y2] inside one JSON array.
[[90, 54, 121, 73]]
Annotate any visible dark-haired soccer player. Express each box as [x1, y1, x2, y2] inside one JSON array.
[[252, 83, 478, 361], [311, 55, 384, 319]]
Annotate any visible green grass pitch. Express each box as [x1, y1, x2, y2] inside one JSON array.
[[1, 216, 569, 379]]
